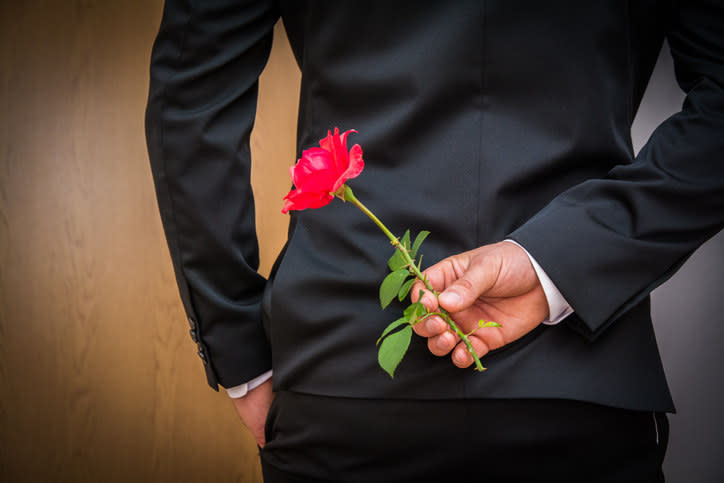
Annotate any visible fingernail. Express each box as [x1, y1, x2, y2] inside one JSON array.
[[439, 291, 461, 307]]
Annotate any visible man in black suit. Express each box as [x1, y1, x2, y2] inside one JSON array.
[[146, 1, 724, 481]]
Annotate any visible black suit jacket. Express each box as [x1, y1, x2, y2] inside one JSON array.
[[146, 1, 724, 412]]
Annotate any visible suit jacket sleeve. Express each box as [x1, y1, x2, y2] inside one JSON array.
[[510, 0, 724, 340], [145, 0, 279, 389]]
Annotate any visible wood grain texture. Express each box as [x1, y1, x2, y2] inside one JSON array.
[[0, 2, 299, 482]]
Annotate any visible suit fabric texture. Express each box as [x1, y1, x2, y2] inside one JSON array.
[[145, 0, 724, 455]]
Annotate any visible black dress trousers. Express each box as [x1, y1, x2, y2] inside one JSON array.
[[260, 392, 668, 482]]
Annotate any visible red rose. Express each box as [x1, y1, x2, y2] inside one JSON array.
[[281, 128, 364, 213]]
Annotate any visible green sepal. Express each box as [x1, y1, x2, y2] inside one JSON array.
[[397, 278, 416, 301], [380, 269, 409, 309], [378, 325, 413, 378], [410, 230, 430, 259], [376, 317, 409, 345], [478, 320, 502, 328]]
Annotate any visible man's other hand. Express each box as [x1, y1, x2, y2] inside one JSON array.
[[232, 378, 274, 448], [411, 241, 548, 368]]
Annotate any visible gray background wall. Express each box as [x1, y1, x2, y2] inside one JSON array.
[[633, 43, 724, 482]]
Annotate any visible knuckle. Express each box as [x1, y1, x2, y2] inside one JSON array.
[[471, 335, 490, 357], [430, 333, 454, 356], [410, 282, 424, 298], [475, 329, 504, 351], [454, 277, 476, 294], [420, 293, 436, 309], [452, 345, 472, 367], [492, 330, 507, 350], [437, 334, 451, 351], [427, 338, 444, 356], [428, 317, 445, 335]]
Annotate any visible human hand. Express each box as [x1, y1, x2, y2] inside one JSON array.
[[231, 378, 274, 448], [411, 241, 548, 368]]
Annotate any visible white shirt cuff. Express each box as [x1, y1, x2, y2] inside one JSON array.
[[504, 240, 574, 325], [224, 369, 273, 398]]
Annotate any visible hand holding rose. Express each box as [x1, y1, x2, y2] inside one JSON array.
[[411, 241, 548, 368]]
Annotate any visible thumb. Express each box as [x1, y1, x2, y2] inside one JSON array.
[[437, 254, 501, 312]]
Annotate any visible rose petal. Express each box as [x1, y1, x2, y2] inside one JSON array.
[[330, 128, 348, 175], [339, 129, 357, 151], [343, 143, 364, 180], [291, 148, 338, 192], [320, 127, 354, 178], [285, 128, 365, 210], [332, 143, 364, 192], [281, 189, 334, 213], [318, 129, 333, 152], [318, 130, 340, 175]]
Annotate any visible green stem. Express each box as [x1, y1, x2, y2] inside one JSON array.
[[342, 185, 398, 243], [421, 312, 486, 371], [342, 185, 485, 371]]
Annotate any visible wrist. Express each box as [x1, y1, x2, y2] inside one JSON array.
[[503, 240, 574, 324], [225, 369, 273, 398]]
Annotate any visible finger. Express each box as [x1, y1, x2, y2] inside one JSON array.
[[412, 315, 447, 337], [452, 336, 490, 368], [438, 254, 501, 313], [254, 429, 266, 448], [473, 325, 507, 353], [420, 264, 449, 292], [412, 260, 455, 297], [410, 280, 438, 311], [427, 330, 459, 357]]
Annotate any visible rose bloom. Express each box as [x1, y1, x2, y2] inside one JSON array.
[[281, 128, 364, 213]]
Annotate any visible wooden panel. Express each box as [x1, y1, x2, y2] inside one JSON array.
[[0, 2, 300, 482]]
